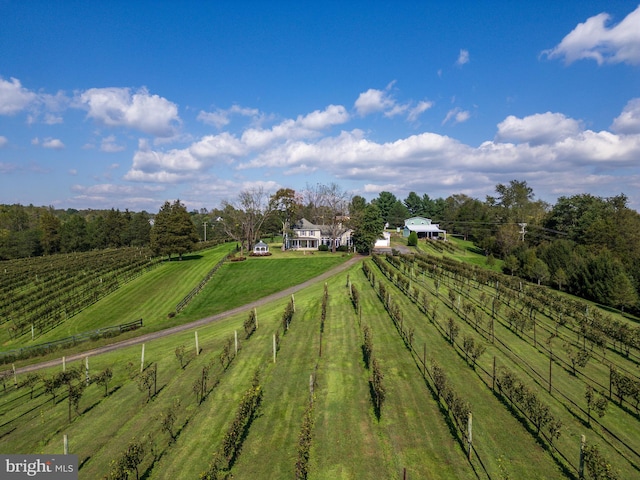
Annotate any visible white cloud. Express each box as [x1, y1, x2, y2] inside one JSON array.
[[197, 104, 261, 128], [79, 87, 181, 137], [0, 136, 7, 148], [456, 49, 470, 66], [442, 108, 471, 125], [542, 5, 640, 65], [496, 112, 582, 145], [611, 98, 640, 134], [241, 105, 349, 149], [42, 138, 65, 149], [100, 135, 125, 153], [407, 101, 434, 122], [0, 77, 37, 115], [354, 87, 396, 116], [43, 113, 64, 125]]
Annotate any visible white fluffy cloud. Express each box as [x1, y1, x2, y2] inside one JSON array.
[[0, 77, 37, 115], [79, 87, 181, 137], [0, 136, 7, 148], [542, 5, 640, 65], [496, 112, 582, 145], [42, 138, 65, 149], [456, 49, 470, 66], [354, 87, 396, 116], [611, 98, 640, 134]]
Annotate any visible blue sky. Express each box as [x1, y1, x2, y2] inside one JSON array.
[[1, 1, 639, 212]]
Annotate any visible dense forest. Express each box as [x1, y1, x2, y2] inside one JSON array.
[[2, 180, 640, 313]]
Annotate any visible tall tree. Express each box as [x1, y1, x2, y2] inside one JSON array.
[[404, 191, 424, 216], [387, 200, 409, 228], [319, 183, 350, 253], [269, 188, 301, 251], [60, 214, 89, 252], [352, 203, 384, 255], [372, 191, 397, 225], [220, 187, 273, 254], [150, 200, 199, 260], [39, 209, 61, 255]]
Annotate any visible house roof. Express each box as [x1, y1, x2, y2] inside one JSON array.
[[404, 224, 446, 233], [404, 216, 433, 226], [293, 218, 351, 237]]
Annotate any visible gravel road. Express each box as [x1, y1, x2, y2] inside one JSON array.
[[10, 255, 363, 375]]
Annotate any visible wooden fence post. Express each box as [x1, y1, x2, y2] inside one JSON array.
[[140, 344, 145, 373], [579, 434, 586, 479], [492, 356, 496, 392], [63, 434, 68, 455], [234, 330, 238, 355], [62, 356, 66, 372], [549, 350, 553, 394], [423, 343, 427, 377], [195, 331, 199, 355], [12, 363, 17, 389], [467, 412, 473, 460]]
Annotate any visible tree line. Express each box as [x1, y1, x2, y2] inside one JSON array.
[[3, 179, 640, 311]]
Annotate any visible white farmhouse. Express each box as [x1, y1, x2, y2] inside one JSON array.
[[286, 218, 352, 250]]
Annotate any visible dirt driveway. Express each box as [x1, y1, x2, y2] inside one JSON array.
[[11, 255, 363, 375]]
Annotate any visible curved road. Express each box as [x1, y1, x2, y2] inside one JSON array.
[[11, 255, 363, 375]]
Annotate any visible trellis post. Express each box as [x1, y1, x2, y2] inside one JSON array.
[[467, 412, 473, 460]]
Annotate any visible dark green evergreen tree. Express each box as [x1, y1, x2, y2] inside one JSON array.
[[150, 200, 199, 260]]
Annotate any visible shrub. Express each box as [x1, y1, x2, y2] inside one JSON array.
[[407, 231, 418, 247], [318, 244, 329, 251]]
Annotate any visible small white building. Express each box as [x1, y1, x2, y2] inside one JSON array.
[[374, 231, 391, 248], [252, 240, 270, 254], [402, 217, 446, 240]]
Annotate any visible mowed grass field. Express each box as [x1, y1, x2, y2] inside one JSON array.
[[1, 245, 637, 479], [1, 245, 350, 367]]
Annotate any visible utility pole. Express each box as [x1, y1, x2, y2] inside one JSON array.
[[202, 221, 208, 242], [518, 223, 527, 241]]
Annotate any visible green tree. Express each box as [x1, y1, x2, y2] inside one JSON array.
[[39, 209, 61, 255], [387, 200, 409, 228], [128, 211, 152, 246], [407, 230, 418, 247], [372, 191, 397, 225], [150, 200, 199, 260], [404, 191, 424, 216], [351, 203, 384, 255], [60, 214, 89, 252], [270, 188, 301, 251], [532, 259, 550, 285], [504, 254, 520, 276]]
